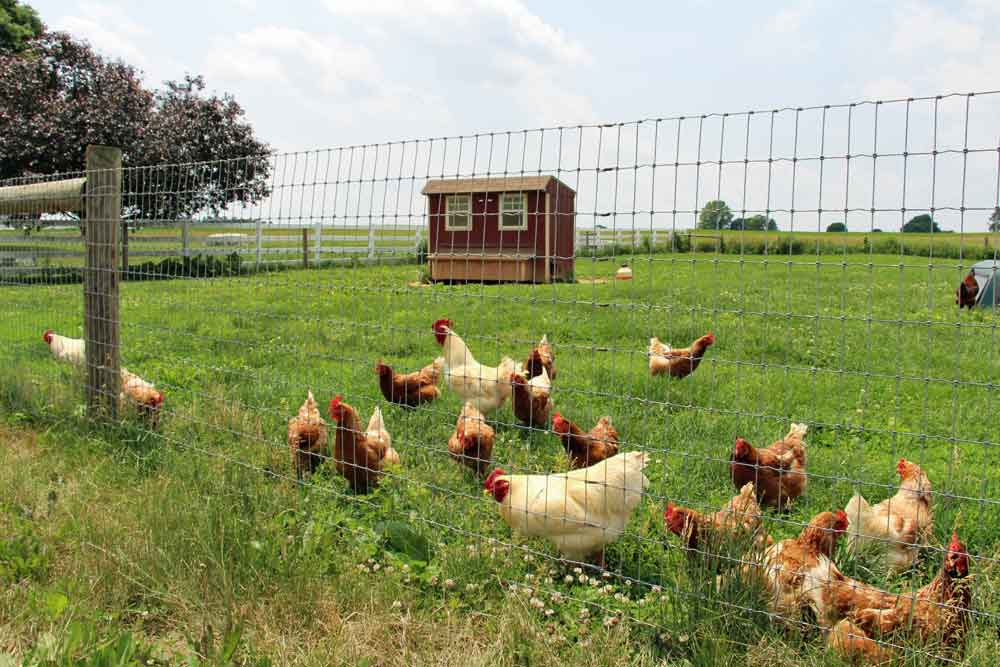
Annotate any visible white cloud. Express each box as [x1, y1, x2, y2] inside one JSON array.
[[764, 1, 815, 35], [53, 2, 151, 70], [325, 0, 590, 66], [888, 2, 981, 55], [50, 1, 183, 86]]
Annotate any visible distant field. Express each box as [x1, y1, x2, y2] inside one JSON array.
[[1, 253, 998, 665]]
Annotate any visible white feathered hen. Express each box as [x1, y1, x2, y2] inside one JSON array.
[[433, 318, 519, 415], [484, 451, 650, 564], [43, 330, 86, 366]]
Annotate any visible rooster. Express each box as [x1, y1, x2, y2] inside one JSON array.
[[375, 357, 443, 407], [119, 367, 165, 428], [287, 391, 328, 478], [664, 483, 772, 566], [730, 423, 808, 511], [956, 273, 979, 309], [328, 396, 399, 493], [845, 459, 933, 573], [448, 402, 494, 476], [524, 334, 555, 381], [552, 413, 619, 469], [484, 451, 649, 565], [648, 331, 715, 379], [433, 319, 518, 414], [510, 368, 552, 429], [748, 510, 849, 621], [42, 330, 85, 366], [842, 533, 973, 659]]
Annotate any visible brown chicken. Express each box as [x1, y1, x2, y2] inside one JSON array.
[[956, 273, 979, 309], [845, 458, 934, 573], [510, 368, 552, 429], [328, 396, 400, 493], [827, 619, 894, 665], [119, 367, 165, 429], [664, 482, 772, 567], [747, 510, 849, 621], [648, 331, 715, 379], [524, 334, 555, 381], [551, 412, 619, 469], [287, 390, 328, 478], [730, 423, 808, 511], [448, 402, 494, 476], [375, 357, 443, 407], [847, 532, 972, 655]]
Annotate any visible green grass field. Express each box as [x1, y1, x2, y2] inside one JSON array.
[[1, 253, 999, 665]]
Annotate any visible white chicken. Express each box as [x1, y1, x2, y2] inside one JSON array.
[[43, 330, 85, 366], [433, 319, 519, 415], [845, 458, 933, 572], [364, 405, 399, 467], [484, 451, 650, 564]]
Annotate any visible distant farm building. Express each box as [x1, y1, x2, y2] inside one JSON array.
[[422, 176, 575, 283]]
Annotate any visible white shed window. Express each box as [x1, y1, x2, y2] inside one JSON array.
[[445, 194, 471, 231], [499, 192, 528, 231]]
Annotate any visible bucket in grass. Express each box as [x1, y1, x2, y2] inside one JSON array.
[[615, 263, 633, 280]]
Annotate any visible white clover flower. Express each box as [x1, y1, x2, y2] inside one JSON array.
[[443, 578, 455, 589], [564, 575, 574, 584]]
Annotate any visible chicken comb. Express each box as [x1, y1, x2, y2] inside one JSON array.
[[483, 467, 504, 490], [432, 318, 452, 332], [42, 329, 53, 342], [833, 510, 849, 531], [328, 395, 343, 418], [896, 458, 908, 474], [949, 531, 964, 552], [663, 502, 676, 519]]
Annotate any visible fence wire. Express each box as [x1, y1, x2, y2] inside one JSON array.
[[2, 90, 1000, 664]]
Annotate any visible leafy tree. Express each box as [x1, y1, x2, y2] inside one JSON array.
[[731, 214, 777, 231], [698, 200, 733, 230], [901, 214, 941, 233], [0, 0, 41, 53], [989, 207, 1000, 233], [0, 32, 270, 223], [826, 222, 847, 232]]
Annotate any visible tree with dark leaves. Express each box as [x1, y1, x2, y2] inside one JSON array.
[[901, 214, 941, 233], [0, 31, 270, 225]]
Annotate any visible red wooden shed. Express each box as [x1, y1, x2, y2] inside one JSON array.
[[422, 176, 575, 283]]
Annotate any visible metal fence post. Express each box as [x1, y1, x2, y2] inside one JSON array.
[[314, 220, 322, 264], [182, 221, 191, 257], [368, 226, 375, 259], [255, 219, 263, 267], [83, 145, 122, 420]]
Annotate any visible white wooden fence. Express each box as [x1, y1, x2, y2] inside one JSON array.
[[0, 222, 701, 272]]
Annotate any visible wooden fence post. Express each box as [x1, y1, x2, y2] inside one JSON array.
[[367, 226, 375, 259], [302, 228, 309, 268], [83, 145, 122, 420], [181, 221, 191, 257]]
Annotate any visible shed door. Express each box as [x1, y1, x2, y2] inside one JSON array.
[[472, 193, 499, 244]]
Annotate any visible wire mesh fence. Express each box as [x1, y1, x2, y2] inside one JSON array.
[[2, 90, 1000, 663]]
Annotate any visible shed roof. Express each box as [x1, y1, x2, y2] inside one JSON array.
[[421, 176, 575, 195]]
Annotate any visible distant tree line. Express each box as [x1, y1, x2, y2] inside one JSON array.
[[698, 199, 998, 233]]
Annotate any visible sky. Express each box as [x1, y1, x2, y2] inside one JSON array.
[[29, 0, 1000, 231]]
